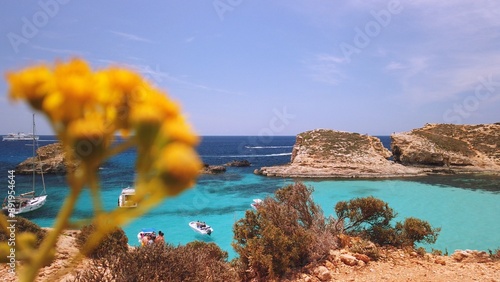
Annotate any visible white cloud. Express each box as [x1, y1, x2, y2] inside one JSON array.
[[306, 54, 347, 85], [385, 61, 406, 71], [31, 45, 87, 55], [391, 53, 500, 105], [108, 30, 153, 43], [96, 59, 245, 97]]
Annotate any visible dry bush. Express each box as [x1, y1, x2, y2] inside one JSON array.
[[348, 238, 381, 261], [232, 182, 339, 281], [0, 216, 47, 247], [73, 241, 237, 282], [489, 248, 500, 261], [75, 223, 128, 259], [0, 216, 47, 263]]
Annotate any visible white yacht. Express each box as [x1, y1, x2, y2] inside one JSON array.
[[2, 132, 39, 141], [118, 187, 137, 208]]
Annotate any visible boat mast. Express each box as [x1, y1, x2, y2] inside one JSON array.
[[32, 114, 36, 191], [33, 114, 47, 195]]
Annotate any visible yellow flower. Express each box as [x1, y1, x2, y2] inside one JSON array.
[[6, 65, 54, 110], [54, 58, 92, 77], [4, 58, 204, 282], [55, 73, 95, 105], [154, 143, 202, 195], [160, 116, 199, 146], [67, 114, 111, 162], [107, 67, 143, 93]]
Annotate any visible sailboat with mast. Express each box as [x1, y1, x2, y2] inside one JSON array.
[[2, 114, 47, 215]]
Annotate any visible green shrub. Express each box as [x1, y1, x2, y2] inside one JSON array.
[[396, 217, 440, 247], [335, 197, 440, 248], [232, 182, 338, 280], [75, 223, 128, 259], [0, 216, 46, 247], [0, 216, 47, 263], [73, 241, 237, 282], [335, 196, 396, 236]]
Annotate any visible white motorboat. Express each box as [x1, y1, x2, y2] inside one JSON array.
[[251, 198, 263, 210], [189, 221, 213, 235], [118, 187, 137, 208], [2, 114, 47, 215], [2, 132, 39, 141]]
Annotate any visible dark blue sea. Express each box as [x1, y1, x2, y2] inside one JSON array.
[[1, 136, 499, 258]]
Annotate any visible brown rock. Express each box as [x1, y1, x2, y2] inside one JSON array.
[[354, 253, 371, 263], [434, 257, 446, 265], [340, 254, 359, 266], [314, 265, 332, 281]]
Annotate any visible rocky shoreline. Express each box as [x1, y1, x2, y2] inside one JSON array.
[[256, 124, 500, 178], [1, 230, 498, 281]]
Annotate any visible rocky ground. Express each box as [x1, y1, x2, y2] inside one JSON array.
[[1, 231, 498, 281], [295, 248, 500, 282]]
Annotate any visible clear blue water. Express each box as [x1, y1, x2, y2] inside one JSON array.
[[1, 136, 499, 259]]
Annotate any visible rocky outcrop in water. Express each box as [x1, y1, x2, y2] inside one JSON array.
[[256, 124, 500, 178], [16, 143, 79, 174], [256, 129, 423, 178], [201, 164, 226, 174], [224, 160, 251, 167], [391, 123, 500, 171]]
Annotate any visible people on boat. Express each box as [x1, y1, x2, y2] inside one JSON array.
[[196, 221, 207, 229], [155, 231, 164, 244], [140, 233, 149, 246]]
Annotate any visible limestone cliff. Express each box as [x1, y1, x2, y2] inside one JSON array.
[[256, 129, 423, 178], [16, 143, 79, 174], [257, 124, 500, 178], [391, 123, 500, 170]]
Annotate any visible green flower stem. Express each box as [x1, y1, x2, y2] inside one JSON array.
[[88, 167, 103, 215], [21, 179, 83, 282]]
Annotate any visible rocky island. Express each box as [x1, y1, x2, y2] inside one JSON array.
[[256, 123, 500, 178], [16, 141, 253, 176], [16, 143, 79, 174]]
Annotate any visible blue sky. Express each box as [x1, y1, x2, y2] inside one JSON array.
[[1, 0, 499, 136]]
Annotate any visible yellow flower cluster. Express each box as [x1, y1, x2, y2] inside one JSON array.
[[6, 58, 202, 195]]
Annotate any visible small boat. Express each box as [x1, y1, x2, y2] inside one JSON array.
[[118, 187, 137, 208], [251, 198, 263, 210], [2, 114, 47, 215], [189, 221, 213, 235], [2, 132, 39, 141], [137, 228, 157, 245]]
